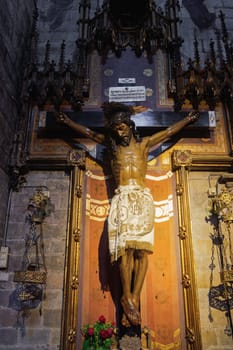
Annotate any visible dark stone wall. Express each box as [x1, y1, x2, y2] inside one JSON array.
[[36, 0, 79, 66], [35, 0, 233, 67], [0, 171, 69, 350], [0, 0, 36, 242]]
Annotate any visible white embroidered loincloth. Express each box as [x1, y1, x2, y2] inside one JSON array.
[[108, 185, 155, 262]]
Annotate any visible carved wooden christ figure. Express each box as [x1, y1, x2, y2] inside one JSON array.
[[57, 103, 198, 327]]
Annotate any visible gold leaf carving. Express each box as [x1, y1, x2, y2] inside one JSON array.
[[182, 274, 191, 288], [71, 275, 79, 289], [67, 329, 76, 343]]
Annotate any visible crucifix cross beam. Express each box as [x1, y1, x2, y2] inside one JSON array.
[[38, 110, 214, 139]]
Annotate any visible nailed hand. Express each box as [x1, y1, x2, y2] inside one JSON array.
[[56, 112, 68, 124], [187, 110, 199, 122]]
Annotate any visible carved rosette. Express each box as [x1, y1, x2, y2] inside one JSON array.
[[179, 225, 187, 240], [172, 150, 193, 170], [186, 327, 195, 344], [76, 185, 82, 198], [73, 228, 81, 242], [176, 183, 184, 196], [67, 149, 86, 169], [182, 274, 191, 288], [67, 329, 77, 343], [71, 275, 79, 289]]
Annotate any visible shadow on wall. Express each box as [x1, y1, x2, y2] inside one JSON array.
[[39, 0, 75, 31], [38, 0, 216, 32], [183, 0, 216, 30]]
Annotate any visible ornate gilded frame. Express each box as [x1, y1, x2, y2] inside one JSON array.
[[171, 150, 233, 350], [60, 150, 86, 350], [59, 149, 233, 350], [60, 149, 233, 350]]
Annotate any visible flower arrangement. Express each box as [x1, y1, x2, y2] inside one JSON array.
[[81, 315, 116, 350]]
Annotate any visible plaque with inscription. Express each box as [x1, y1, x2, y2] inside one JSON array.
[[109, 86, 146, 102]]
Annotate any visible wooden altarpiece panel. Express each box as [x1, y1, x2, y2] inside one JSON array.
[[25, 79, 233, 350], [74, 162, 187, 349]]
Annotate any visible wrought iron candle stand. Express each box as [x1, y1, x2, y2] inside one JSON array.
[[206, 175, 233, 338], [9, 189, 54, 336]]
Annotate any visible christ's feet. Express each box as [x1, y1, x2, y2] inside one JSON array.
[[121, 296, 141, 326], [121, 312, 131, 327]]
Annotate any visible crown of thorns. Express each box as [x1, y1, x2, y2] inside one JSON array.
[[102, 102, 134, 127]]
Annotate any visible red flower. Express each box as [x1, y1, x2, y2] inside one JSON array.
[[98, 315, 106, 323], [107, 328, 113, 337], [82, 316, 116, 346], [87, 327, 94, 336], [99, 329, 108, 339]]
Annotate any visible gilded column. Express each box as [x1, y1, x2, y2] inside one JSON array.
[[172, 150, 202, 350], [61, 150, 86, 350]]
